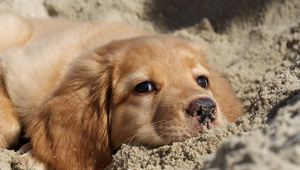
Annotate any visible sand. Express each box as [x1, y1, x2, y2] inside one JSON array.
[[0, 0, 299, 169]]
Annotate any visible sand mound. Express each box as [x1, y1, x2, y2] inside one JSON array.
[[205, 93, 300, 170], [0, 0, 299, 169]]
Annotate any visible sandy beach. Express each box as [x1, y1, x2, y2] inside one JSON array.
[[0, 0, 299, 169]]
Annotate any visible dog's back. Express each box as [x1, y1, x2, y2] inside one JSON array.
[[0, 13, 149, 149], [0, 13, 149, 124]]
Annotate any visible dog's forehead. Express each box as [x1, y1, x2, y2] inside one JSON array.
[[111, 36, 210, 94], [117, 37, 206, 71]]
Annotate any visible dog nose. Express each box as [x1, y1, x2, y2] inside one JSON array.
[[187, 98, 216, 125]]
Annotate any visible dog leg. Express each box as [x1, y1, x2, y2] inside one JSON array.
[[0, 94, 21, 149], [0, 70, 20, 149]]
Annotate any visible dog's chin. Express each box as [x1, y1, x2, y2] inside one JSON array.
[[120, 111, 226, 149]]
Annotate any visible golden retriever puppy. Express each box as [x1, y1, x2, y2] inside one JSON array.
[[0, 13, 243, 169]]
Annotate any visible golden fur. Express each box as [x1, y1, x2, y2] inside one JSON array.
[[0, 13, 243, 169]]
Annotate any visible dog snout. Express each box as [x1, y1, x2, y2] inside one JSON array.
[[186, 98, 216, 125]]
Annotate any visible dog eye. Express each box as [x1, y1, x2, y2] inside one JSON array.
[[196, 76, 209, 88], [135, 81, 156, 93]]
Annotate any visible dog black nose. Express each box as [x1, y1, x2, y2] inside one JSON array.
[[187, 98, 216, 125]]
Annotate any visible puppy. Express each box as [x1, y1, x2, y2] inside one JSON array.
[[0, 13, 243, 169]]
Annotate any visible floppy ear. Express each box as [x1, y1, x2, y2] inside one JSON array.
[[27, 53, 112, 170], [209, 68, 244, 122]]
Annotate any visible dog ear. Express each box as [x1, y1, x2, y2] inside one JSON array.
[[27, 53, 112, 170], [208, 68, 244, 122]]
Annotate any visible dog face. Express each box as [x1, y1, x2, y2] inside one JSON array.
[[29, 36, 242, 169], [108, 36, 242, 149]]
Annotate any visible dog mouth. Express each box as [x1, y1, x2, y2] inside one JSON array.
[[148, 103, 219, 145], [153, 113, 218, 145]]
